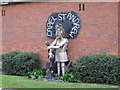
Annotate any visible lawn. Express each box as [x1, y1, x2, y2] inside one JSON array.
[[1, 74, 119, 88]]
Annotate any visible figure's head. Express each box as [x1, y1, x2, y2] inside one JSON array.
[[55, 24, 65, 38]]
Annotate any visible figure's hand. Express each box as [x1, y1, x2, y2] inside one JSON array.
[[48, 53, 54, 59]]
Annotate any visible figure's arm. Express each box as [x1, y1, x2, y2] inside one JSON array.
[[47, 39, 68, 49], [47, 38, 60, 49], [47, 45, 60, 49], [50, 38, 57, 46], [59, 39, 68, 47]]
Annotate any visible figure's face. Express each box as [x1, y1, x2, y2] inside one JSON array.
[[55, 25, 62, 38], [56, 29, 62, 38]]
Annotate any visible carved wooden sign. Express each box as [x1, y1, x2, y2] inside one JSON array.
[[46, 11, 80, 38]]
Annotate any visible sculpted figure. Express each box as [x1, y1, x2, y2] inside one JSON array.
[[47, 24, 68, 76]]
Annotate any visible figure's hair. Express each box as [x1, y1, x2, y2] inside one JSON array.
[[55, 24, 65, 37]]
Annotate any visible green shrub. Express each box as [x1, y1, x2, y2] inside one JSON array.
[[27, 69, 46, 79], [58, 72, 81, 83], [68, 54, 120, 85], [2, 51, 40, 76]]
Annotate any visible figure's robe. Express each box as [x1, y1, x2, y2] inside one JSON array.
[[55, 38, 68, 62]]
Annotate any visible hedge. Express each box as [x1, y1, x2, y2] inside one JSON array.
[[2, 51, 40, 76], [68, 54, 120, 85]]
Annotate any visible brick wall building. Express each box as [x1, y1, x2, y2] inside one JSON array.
[[1, 2, 119, 67]]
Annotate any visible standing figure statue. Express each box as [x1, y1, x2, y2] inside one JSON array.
[[47, 24, 68, 76]]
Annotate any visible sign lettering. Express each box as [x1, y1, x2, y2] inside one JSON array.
[[46, 11, 80, 38]]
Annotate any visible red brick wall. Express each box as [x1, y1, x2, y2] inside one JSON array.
[[2, 2, 118, 67], [118, 1, 120, 56]]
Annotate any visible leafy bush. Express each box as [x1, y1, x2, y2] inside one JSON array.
[[27, 69, 46, 79], [68, 54, 120, 85], [2, 51, 40, 76], [58, 72, 81, 83]]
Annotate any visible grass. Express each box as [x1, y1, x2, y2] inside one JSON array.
[[1, 74, 119, 88]]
